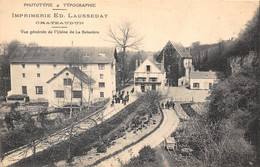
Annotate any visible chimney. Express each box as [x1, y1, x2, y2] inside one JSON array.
[[136, 60, 139, 69]]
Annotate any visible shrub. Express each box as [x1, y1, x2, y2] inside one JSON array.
[[124, 157, 143, 167], [97, 144, 107, 153], [177, 115, 255, 167], [138, 146, 156, 162]]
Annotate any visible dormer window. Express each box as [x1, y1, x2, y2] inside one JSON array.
[[146, 65, 150, 72]]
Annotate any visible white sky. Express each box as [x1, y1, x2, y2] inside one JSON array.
[[0, 0, 259, 51]]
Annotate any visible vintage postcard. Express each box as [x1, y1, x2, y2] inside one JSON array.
[[0, 0, 259, 167]]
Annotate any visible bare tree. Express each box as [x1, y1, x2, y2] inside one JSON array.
[[107, 21, 143, 85], [67, 50, 95, 116]]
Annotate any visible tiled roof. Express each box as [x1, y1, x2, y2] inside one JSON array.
[[147, 56, 165, 73], [160, 41, 192, 58], [10, 46, 115, 64], [170, 41, 192, 58], [46, 67, 95, 84], [190, 71, 218, 79]]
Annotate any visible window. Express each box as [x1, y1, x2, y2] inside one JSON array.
[[100, 74, 104, 79], [209, 83, 212, 89], [136, 77, 146, 82], [36, 86, 43, 94], [99, 82, 105, 88], [73, 91, 82, 98], [53, 64, 57, 68], [149, 77, 157, 82], [193, 83, 200, 88], [54, 73, 57, 76], [22, 86, 27, 94], [37, 73, 40, 77], [55, 90, 64, 98], [100, 92, 104, 97], [152, 84, 156, 91], [64, 78, 72, 85], [83, 64, 87, 68], [98, 64, 105, 70], [22, 64, 25, 68], [146, 65, 150, 72], [22, 73, 25, 78], [37, 64, 40, 68]]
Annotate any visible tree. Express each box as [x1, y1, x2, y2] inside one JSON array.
[[107, 21, 143, 85], [0, 40, 20, 97], [66, 49, 95, 117]]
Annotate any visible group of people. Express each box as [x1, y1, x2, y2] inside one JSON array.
[[161, 100, 175, 109], [111, 89, 132, 107]]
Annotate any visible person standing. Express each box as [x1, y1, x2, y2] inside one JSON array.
[[161, 102, 164, 109]]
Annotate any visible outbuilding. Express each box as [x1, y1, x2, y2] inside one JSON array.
[[189, 71, 219, 90]]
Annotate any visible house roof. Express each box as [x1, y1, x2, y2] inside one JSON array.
[[46, 67, 95, 84], [190, 71, 218, 79], [10, 46, 115, 64], [160, 41, 192, 58], [147, 56, 165, 73], [135, 56, 164, 73]]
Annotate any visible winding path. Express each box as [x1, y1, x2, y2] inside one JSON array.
[[96, 108, 179, 167]]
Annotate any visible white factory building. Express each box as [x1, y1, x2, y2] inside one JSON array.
[[8, 46, 116, 107]]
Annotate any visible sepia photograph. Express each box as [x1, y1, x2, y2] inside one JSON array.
[[0, 0, 259, 166]]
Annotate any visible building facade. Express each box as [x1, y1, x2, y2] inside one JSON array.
[[156, 41, 193, 86], [8, 46, 116, 107], [134, 57, 166, 93], [189, 71, 219, 90]]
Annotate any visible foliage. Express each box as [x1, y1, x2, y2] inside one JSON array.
[[174, 115, 255, 167], [174, 7, 260, 165], [1, 99, 109, 154], [181, 103, 198, 117], [156, 42, 185, 86], [224, 5, 260, 58], [97, 144, 107, 153], [208, 67, 258, 129], [139, 146, 156, 162], [12, 90, 162, 166], [11, 98, 143, 166], [124, 146, 158, 167], [0, 40, 21, 96], [191, 5, 260, 77], [191, 40, 232, 76], [180, 6, 260, 166]]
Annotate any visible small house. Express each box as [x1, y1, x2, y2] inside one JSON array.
[[134, 57, 166, 93], [190, 71, 219, 90]]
